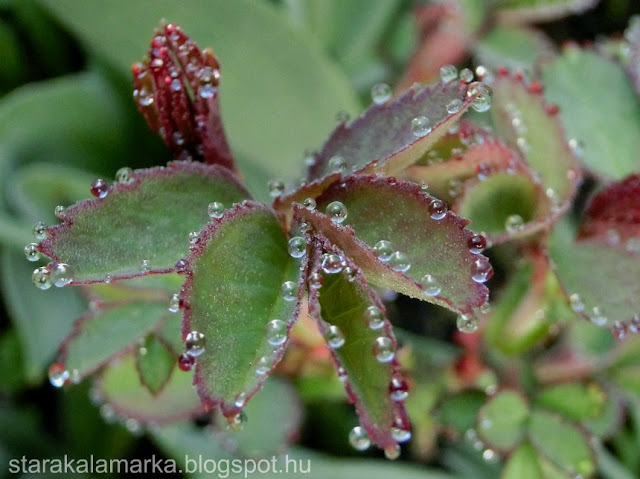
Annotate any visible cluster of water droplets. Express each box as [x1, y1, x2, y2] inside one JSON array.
[[371, 240, 411, 273], [465, 428, 500, 464], [177, 330, 206, 372], [567, 293, 639, 338], [31, 261, 74, 290]]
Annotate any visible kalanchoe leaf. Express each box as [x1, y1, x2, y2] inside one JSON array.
[[549, 219, 640, 334], [502, 442, 544, 479], [59, 301, 169, 382], [527, 410, 595, 478], [136, 333, 176, 396], [296, 176, 490, 315], [95, 353, 203, 425], [477, 390, 529, 452], [305, 79, 479, 183], [535, 382, 606, 422], [542, 46, 640, 180], [495, 0, 599, 24], [491, 70, 581, 216], [437, 390, 486, 435], [180, 202, 304, 419], [577, 174, 640, 243], [306, 240, 409, 452], [132, 23, 235, 171], [38, 161, 249, 284]]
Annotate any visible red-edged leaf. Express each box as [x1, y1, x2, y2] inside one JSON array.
[[180, 202, 304, 419], [59, 301, 169, 382], [550, 219, 640, 334], [136, 333, 176, 396], [133, 24, 235, 171], [38, 161, 249, 284], [296, 176, 489, 315], [495, 0, 599, 24], [306, 240, 409, 452], [94, 352, 203, 425], [578, 174, 640, 244], [491, 71, 581, 218]]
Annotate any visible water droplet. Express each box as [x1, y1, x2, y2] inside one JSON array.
[[471, 258, 493, 283], [228, 410, 247, 432], [457, 314, 478, 333], [51, 263, 73, 287], [178, 353, 195, 371], [325, 325, 345, 349], [33, 221, 47, 240], [140, 259, 150, 273], [429, 199, 447, 220], [421, 274, 441, 296], [287, 236, 306, 259], [373, 336, 395, 363], [338, 367, 348, 382], [234, 392, 247, 408], [302, 198, 316, 210], [629, 315, 640, 334], [137, 88, 154, 106], [255, 356, 271, 376], [90, 179, 109, 198], [440, 65, 458, 83], [168, 293, 181, 313], [371, 83, 392, 104], [384, 445, 401, 460], [54, 205, 66, 217], [589, 306, 608, 327], [322, 254, 344, 274], [505, 214, 524, 233], [326, 201, 348, 224], [208, 201, 225, 219], [364, 306, 385, 330], [447, 99, 463, 114], [468, 234, 487, 254], [115, 167, 134, 184], [569, 293, 584, 313], [348, 426, 371, 451], [281, 281, 297, 301], [268, 179, 285, 198], [482, 449, 498, 463], [24, 243, 41, 262], [626, 237, 640, 254], [199, 84, 216, 98], [343, 266, 357, 282], [32, 266, 52, 290], [391, 427, 412, 443], [303, 149, 317, 166], [175, 259, 189, 273], [568, 138, 584, 158], [419, 181, 429, 194], [266, 319, 287, 346], [373, 240, 393, 262], [188, 231, 200, 244], [185, 331, 206, 357], [308, 272, 324, 289], [335, 110, 350, 123], [328, 155, 347, 174], [389, 251, 410, 273], [467, 82, 493, 112], [613, 321, 627, 340], [48, 363, 69, 387], [460, 68, 474, 83], [411, 116, 431, 137], [389, 376, 409, 401]]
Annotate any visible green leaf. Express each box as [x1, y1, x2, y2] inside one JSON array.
[[298, 176, 490, 315], [181, 202, 303, 418], [491, 72, 580, 211], [37, 0, 360, 180], [0, 328, 25, 393], [438, 390, 486, 434], [215, 378, 302, 458], [474, 25, 555, 74], [542, 47, 640, 180], [502, 442, 544, 479], [528, 410, 595, 477], [307, 242, 408, 450], [1, 249, 84, 383], [477, 390, 529, 451], [535, 383, 606, 422], [485, 259, 553, 354], [549, 219, 640, 330], [60, 301, 168, 381], [38, 161, 249, 283], [136, 333, 176, 395], [495, 0, 598, 23], [96, 353, 202, 424], [584, 391, 623, 439]]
